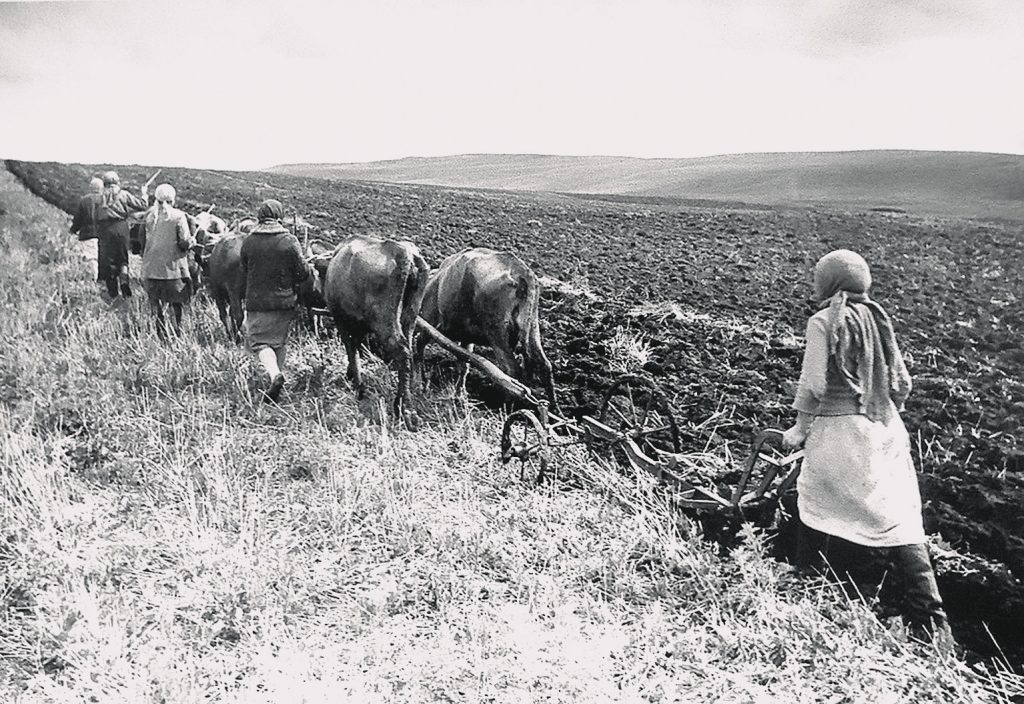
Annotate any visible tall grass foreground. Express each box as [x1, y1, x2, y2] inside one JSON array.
[[0, 167, 1019, 703]]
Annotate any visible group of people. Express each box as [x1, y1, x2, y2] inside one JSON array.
[[69, 176, 951, 645], [71, 173, 310, 402]]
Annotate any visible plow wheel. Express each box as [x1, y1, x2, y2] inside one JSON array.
[[599, 375, 681, 460], [501, 410, 550, 484]]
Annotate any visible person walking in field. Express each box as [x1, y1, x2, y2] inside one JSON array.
[[96, 171, 149, 299], [240, 199, 311, 403], [141, 184, 194, 340], [782, 249, 950, 642], [70, 175, 104, 242]]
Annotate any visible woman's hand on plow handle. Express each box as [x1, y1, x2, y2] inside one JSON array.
[[782, 412, 813, 451]]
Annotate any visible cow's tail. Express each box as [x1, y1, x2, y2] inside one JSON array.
[[514, 272, 540, 356], [514, 269, 558, 410], [394, 245, 430, 341]]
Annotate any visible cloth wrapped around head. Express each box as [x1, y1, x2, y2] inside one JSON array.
[[813, 249, 911, 423], [154, 184, 176, 203], [257, 199, 284, 223]]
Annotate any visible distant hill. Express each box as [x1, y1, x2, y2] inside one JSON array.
[[271, 150, 1024, 220]]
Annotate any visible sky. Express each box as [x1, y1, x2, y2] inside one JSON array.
[[0, 0, 1022, 170]]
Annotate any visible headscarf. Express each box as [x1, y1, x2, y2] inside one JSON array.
[[257, 199, 284, 222], [89, 176, 104, 194], [152, 183, 175, 223], [154, 183, 175, 204], [813, 249, 911, 423]]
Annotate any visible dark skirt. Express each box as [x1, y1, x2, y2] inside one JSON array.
[[96, 220, 130, 282], [144, 278, 191, 304], [245, 310, 296, 351]]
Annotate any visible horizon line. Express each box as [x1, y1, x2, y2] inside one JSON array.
[[4, 147, 1024, 174]]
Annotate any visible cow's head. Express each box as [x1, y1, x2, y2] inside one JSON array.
[[301, 239, 334, 308], [193, 212, 229, 247]]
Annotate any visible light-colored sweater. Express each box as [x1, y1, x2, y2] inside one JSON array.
[[793, 308, 926, 547], [142, 205, 193, 280], [792, 308, 863, 416]]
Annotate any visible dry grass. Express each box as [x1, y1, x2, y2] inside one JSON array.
[[627, 301, 781, 340], [1, 167, 1020, 703], [606, 327, 654, 374]]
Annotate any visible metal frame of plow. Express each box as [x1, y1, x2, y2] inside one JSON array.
[[580, 418, 804, 515]]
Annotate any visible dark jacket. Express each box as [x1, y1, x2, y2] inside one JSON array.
[[71, 193, 103, 241], [239, 221, 310, 311], [98, 188, 148, 222]]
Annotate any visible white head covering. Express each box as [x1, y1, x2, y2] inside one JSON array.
[[154, 183, 176, 203]]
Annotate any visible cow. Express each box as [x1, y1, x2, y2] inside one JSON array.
[[192, 212, 230, 248], [205, 217, 257, 342], [312, 234, 430, 428], [415, 247, 556, 410]]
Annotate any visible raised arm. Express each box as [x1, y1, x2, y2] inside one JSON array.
[[121, 189, 150, 213]]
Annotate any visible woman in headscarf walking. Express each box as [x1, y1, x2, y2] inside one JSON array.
[[782, 249, 949, 642], [141, 184, 194, 339], [96, 171, 149, 299], [240, 199, 311, 403]]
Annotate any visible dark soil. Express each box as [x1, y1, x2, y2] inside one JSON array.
[[8, 158, 1024, 665]]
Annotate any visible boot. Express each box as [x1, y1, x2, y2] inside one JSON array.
[[120, 281, 133, 298], [892, 543, 950, 642], [263, 373, 285, 404]]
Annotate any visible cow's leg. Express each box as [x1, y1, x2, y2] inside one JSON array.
[[388, 333, 417, 430], [413, 330, 430, 390], [456, 343, 474, 399], [214, 292, 231, 339], [336, 321, 363, 396], [228, 293, 244, 344]]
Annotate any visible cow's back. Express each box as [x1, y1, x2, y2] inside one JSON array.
[[426, 248, 531, 348], [324, 235, 427, 339], [208, 233, 246, 296]]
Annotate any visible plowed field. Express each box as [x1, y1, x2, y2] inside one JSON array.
[[8, 158, 1024, 663]]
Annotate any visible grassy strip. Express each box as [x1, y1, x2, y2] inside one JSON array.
[[0, 167, 1018, 702]]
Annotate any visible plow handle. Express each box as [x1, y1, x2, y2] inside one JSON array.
[[730, 429, 786, 507]]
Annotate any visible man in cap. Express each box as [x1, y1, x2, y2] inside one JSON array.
[[239, 199, 311, 403], [96, 170, 149, 299]]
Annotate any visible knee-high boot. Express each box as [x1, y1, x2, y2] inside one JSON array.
[[892, 543, 949, 641]]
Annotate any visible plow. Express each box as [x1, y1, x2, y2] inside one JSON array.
[[414, 319, 804, 519]]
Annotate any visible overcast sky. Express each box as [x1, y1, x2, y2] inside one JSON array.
[[1, 0, 1022, 170]]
